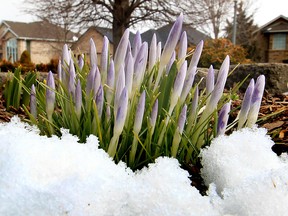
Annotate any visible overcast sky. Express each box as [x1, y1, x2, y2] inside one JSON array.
[[0, 0, 287, 28]]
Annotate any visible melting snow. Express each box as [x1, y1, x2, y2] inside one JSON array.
[[0, 116, 287, 216]]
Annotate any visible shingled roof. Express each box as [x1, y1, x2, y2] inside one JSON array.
[[1, 20, 78, 42], [141, 23, 210, 46]]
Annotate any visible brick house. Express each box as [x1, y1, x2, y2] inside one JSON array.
[[255, 15, 288, 63], [0, 20, 78, 64]]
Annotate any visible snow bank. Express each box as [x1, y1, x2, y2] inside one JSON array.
[[0, 117, 217, 216], [1, 117, 288, 216], [201, 127, 288, 215]]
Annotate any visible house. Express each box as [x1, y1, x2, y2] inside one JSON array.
[[0, 20, 78, 64], [255, 15, 288, 63]]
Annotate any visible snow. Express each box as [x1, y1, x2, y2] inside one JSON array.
[[0, 116, 288, 215]]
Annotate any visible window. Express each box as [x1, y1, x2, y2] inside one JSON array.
[[6, 38, 18, 63], [272, 33, 286, 50]]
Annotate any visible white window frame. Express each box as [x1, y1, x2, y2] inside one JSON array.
[[6, 38, 18, 63]]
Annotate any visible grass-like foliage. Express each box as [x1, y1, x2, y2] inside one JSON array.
[[7, 14, 265, 170]]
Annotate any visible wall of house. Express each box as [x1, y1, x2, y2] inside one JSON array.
[[268, 33, 288, 63], [72, 28, 113, 65]]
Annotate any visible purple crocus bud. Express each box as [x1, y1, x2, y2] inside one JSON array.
[[178, 104, 187, 134], [149, 99, 158, 131], [170, 61, 187, 111], [132, 30, 142, 58], [206, 65, 215, 96], [93, 67, 101, 100], [188, 40, 203, 70], [148, 33, 157, 71], [238, 79, 255, 129], [217, 101, 231, 136], [114, 87, 128, 135], [57, 59, 62, 82], [208, 56, 230, 111], [78, 54, 84, 71], [166, 51, 176, 74], [105, 60, 115, 104], [155, 13, 183, 90], [30, 84, 37, 118], [62, 44, 70, 68], [180, 65, 197, 104], [114, 65, 125, 116], [246, 75, 265, 127], [133, 91, 146, 134], [90, 38, 97, 68], [157, 42, 162, 61], [86, 64, 96, 96], [101, 36, 109, 76], [133, 42, 148, 91], [68, 59, 76, 97], [178, 31, 187, 64], [96, 84, 104, 118], [75, 79, 82, 119], [46, 71, 55, 120], [125, 52, 134, 97], [114, 29, 130, 76]]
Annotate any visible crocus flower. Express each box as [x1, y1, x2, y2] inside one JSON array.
[[132, 30, 142, 58], [114, 29, 130, 76], [78, 54, 84, 70], [46, 71, 55, 120], [57, 59, 62, 82], [133, 42, 148, 91], [206, 65, 215, 96], [171, 104, 187, 157], [75, 79, 82, 119], [154, 13, 183, 90], [188, 40, 203, 70], [114, 87, 128, 136], [238, 79, 254, 129], [96, 84, 104, 118], [149, 99, 158, 133], [148, 33, 157, 71], [207, 56, 230, 111], [105, 60, 115, 105], [86, 64, 96, 96], [246, 75, 265, 127], [178, 31, 187, 67], [133, 91, 146, 134], [180, 65, 197, 104], [93, 67, 101, 100], [101, 36, 109, 78], [114, 65, 125, 117], [68, 59, 76, 98], [30, 84, 37, 119], [169, 61, 187, 114], [90, 38, 97, 68], [157, 42, 162, 61], [125, 52, 134, 97], [217, 101, 231, 136], [62, 44, 70, 68]]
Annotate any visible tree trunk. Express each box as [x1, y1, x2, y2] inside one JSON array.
[[112, 0, 131, 54]]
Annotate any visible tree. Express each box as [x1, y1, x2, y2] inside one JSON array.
[[224, 1, 260, 61], [24, 0, 237, 49], [193, 0, 234, 39]]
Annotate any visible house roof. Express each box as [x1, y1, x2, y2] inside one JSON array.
[[141, 23, 210, 46], [256, 15, 288, 33], [1, 20, 78, 42]]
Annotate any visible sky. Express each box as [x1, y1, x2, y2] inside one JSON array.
[[0, 0, 287, 28]]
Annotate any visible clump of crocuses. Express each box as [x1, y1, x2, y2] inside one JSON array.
[[26, 14, 265, 169]]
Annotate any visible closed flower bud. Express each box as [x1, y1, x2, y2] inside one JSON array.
[[217, 101, 231, 136], [148, 34, 157, 71], [30, 84, 37, 118], [46, 71, 55, 120], [133, 91, 146, 134], [90, 38, 97, 68], [75, 79, 82, 119], [114, 87, 128, 135]]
